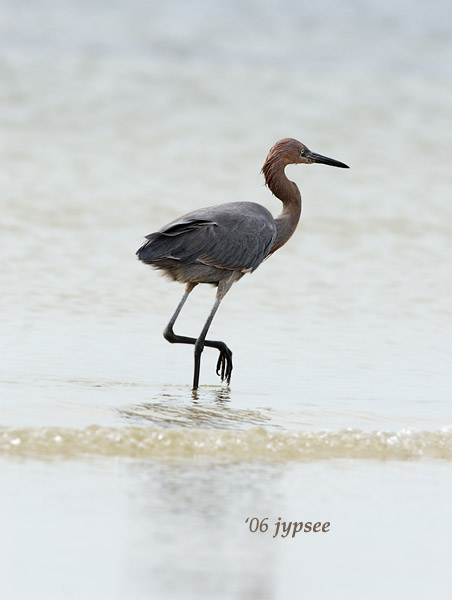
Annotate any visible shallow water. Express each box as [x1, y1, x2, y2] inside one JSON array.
[[2, 0, 452, 597]]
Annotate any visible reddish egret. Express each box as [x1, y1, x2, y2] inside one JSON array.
[[137, 138, 349, 389]]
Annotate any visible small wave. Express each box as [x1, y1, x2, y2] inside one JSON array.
[[1, 426, 451, 461]]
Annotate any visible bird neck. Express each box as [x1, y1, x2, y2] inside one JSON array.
[[262, 157, 302, 253]]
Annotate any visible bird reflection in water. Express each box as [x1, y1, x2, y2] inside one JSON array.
[[119, 387, 273, 430]]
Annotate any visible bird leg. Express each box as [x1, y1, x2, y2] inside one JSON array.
[[192, 278, 235, 390], [163, 281, 234, 389], [163, 282, 198, 345]]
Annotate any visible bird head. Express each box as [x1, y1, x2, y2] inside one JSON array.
[[266, 138, 349, 169]]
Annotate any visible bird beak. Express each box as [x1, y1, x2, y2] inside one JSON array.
[[306, 150, 349, 169]]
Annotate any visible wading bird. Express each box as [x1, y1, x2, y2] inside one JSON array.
[[137, 138, 349, 389]]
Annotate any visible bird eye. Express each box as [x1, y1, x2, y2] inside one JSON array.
[[300, 148, 305, 155]]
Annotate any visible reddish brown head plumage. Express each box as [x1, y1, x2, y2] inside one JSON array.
[[261, 138, 307, 200], [261, 138, 348, 198]]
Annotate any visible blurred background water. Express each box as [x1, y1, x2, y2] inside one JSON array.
[[1, 0, 452, 598]]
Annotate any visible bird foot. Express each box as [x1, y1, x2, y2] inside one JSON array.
[[216, 345, 233, 385]]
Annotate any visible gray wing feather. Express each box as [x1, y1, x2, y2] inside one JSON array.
[[137, 202, 276, 272]]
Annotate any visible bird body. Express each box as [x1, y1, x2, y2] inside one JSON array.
[[137, 138, 349, 389], [137, 201, 276, 284]]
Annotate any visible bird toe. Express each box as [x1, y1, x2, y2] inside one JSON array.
[[216, 345, 233, 385]]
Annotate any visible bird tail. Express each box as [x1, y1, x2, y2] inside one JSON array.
[[136, 233, 170, 264], [136, 219, 216, 265]]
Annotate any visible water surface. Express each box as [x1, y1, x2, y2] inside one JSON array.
[[2, 0, 452, 597]]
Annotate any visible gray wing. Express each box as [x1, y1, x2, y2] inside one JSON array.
[[137, 202, 276, 272]]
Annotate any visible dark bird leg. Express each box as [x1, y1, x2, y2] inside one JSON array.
[[163, 282, 198, 346], [162, 280, 235, 389], [192, 278, 235, 390]]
